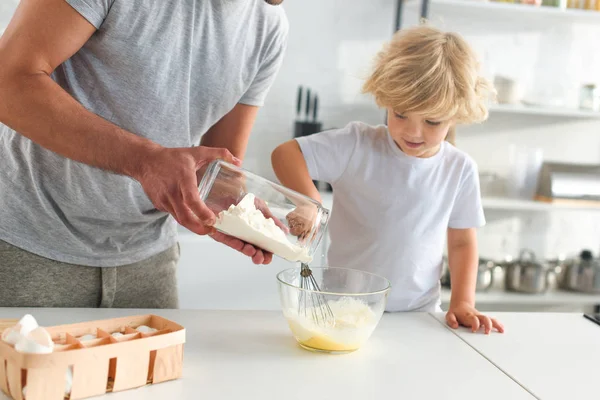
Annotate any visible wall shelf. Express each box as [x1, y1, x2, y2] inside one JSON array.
[[441, 288, 600, 305], [405, 0, 600, 25], [489, 104, 600, 119], [320, 193, 600, 213], [483, 196, 600, 212]]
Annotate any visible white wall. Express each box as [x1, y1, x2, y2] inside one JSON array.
[[0, 0, 16, 35], [251, 1, 600, 262], [243, 0, 396, 173]]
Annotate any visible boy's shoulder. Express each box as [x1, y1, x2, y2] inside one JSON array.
[[335, 121, 386, 134], [443, 142, 478, 173]]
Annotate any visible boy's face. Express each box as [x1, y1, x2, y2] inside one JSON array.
[[386, 108, 452, 158]]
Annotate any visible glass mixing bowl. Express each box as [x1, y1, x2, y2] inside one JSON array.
[[198, 160, 329, 263], [276, 267, 391, 354]]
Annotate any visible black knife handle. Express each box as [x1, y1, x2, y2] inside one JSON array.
[[296, 86, 302, 116], [305, 89, 311, 120]]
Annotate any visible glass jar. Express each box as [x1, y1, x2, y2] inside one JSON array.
[[198, 160, 330, 263]]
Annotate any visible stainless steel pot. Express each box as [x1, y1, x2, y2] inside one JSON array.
[[503, 249, 553, 294], [440, 257, 496, 292], [557, 250, 600, 293], [441, 256, 451, 288]]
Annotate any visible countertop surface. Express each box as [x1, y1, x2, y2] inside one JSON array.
[[0, 308, 539, 400], [432, 312, 600, 400]]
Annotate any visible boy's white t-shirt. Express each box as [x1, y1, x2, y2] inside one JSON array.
[[295, 121, 485, 312]]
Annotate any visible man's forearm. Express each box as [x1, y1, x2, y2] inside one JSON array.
[[0, 71, 160, 179]]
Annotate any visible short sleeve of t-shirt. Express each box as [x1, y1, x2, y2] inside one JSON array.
[[65, 0, 115, 28], [294, 122, 361, 184], [239, 15, 289, 107], [448, 159, 486, 229]]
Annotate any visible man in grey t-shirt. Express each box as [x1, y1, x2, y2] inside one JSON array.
[[0, 0, 288, 308]]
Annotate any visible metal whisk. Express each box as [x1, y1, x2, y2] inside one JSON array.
[[298, 263, 335, 327]]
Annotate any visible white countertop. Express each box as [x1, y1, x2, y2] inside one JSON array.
[[432, 312, 600, 400], [0, 309, 534, 400]]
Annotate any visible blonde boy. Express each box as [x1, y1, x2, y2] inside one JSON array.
[[272, 26, 504, 334]]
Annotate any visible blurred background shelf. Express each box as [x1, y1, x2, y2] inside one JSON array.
[[489, 104, 600, 118], [405, 0, 600, 25], [482, 197, 600, 212], [320, 193, 600, 213], [442, 288, 600, 305]]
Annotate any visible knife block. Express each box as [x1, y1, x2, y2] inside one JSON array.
[[294, 121, 322, 139], [0, 315, 185, 400]]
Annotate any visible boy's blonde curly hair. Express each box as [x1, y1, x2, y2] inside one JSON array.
[[363, 25, 495, 125]]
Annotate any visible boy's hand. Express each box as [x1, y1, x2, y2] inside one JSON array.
[[254, 197, 289, 234], [446, 301, 504, 334], [286, 204, 318, 240]]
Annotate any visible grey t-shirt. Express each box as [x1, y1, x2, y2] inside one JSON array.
[[0, 0, 288, 266]]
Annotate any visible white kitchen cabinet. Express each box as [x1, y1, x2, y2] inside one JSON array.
[[177, 232, 289, 310], [175, 193, 332, 310], [176, 228, 327, 310]]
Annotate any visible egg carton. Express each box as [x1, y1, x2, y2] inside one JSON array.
[[0, 315, 185, 400]]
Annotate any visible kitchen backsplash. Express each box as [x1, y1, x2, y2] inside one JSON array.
[[0, 0, 16, 35], [2, 0, 600, 261], [478, 210, 600, 261], [251, 0, 600, 262]]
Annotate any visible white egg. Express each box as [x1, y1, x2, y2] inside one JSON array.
[[23, 366, 73, 397], [1, 328, 22, 346], [18, 314, 39, 336], [15, 327, 53, 354], [2, 314, 39, 345], [65, 366, 73, 394], [111, 332, 124, 338], [135, 325, 157, 333], [78, 334, 97, 341]]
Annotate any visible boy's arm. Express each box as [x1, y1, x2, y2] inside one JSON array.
[[271, 140, 321, 203], [446, 228, 504, 334], [272, 125, 357, 238], [272, 140, 322, 239], [447, 227, 478, 308]]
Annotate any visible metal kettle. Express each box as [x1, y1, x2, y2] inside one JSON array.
[[503, 249, 553, 294], [440, 257, 496, 292], [557, 250, 600, 293]]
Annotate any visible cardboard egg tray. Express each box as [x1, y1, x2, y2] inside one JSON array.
[[0, 315, 185, 400]]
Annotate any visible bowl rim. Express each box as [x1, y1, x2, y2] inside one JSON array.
[[276, 266, 392, 297]]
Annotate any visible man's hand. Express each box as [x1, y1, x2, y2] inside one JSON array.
[[446, 301, 504, 334], [209, 196, 284, 265], [209, 231, 273, 265], [133, 146, 240, 236]]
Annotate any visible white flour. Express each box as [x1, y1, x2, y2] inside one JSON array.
[[284, 297, 378, 351], [214, 193, 312, 263]]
